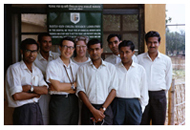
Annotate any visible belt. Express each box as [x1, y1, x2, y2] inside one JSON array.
[[51, 94, 75, 98]]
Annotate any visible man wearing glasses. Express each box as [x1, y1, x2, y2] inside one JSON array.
[[72, 36, 91, 66], [5, 38, 48, 125], [34, 33, 60, 125], [46, 37, 79, 125]]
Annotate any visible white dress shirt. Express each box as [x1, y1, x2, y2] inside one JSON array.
[[46, 57, 79, 95], [5, 60, 48, 108], [76, 60, 118, 104], [137, 52, 172, 91], [115, 61, 149, 112], [34, 51, 60, 77], [105, 54, 138, 64], [34, 51, 59, 125]]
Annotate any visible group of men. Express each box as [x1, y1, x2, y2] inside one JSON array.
[[5, 31, 172, 125]]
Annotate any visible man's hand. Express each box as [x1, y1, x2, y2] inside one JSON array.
[[22, 85, 31, 92], [49, 84, 56, 91], [99, 107, 105, 114], [91, 108, 105, 123]]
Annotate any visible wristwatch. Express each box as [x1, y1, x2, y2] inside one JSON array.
[[71, 83, 75, 90], [30, 85, 34, 92], [101, 106, 106, 111]]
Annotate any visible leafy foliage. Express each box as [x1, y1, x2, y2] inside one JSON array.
[[166, 28, 185, 56]]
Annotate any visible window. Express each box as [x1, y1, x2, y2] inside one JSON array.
[[102, 5, 144, 58]]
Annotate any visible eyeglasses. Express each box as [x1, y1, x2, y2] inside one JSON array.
[[25, 49, 38, 54], [62, 45, 75, 50], [75, 36, 89, 43], [76, 45, 87, 49]]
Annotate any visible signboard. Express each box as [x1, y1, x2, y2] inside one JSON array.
[[48, 4, 103, 45]]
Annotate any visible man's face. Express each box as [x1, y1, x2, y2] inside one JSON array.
[[88, 43, 103, 61], [21, 44, 38, 64], [108, 36, 121, 55], [39, 36, 52, 53], [75, 40, 87, 57], [119, 46, 134, 65], [59, 40, 75, 60], [146, 37, 160, 54]]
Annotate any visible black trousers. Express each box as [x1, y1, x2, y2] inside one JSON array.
[[13, 102, 43, 125], [49, 94, 79, 125], [112, 98, 142, 125], [141, 90, 167, 125], [81, 103, 113, 125]]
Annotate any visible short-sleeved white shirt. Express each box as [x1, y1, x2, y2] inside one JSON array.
[[115, 61, 149, 112], [105, 54, 138, 64], [5, 60, 48, 108], [76, 60, 118, 104], [34, 51, 60, 77], [46, 57, 79, 95], [137, 52, 172, 91]]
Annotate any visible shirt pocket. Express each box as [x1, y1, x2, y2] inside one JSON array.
[[32, 75, 39, 86]]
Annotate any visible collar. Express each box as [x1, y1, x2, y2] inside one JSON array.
[[38, 51, 53, 60], [145, 51, 161, 59], [112, 54, 120, 58], [89, 59, 107, 67], [57, 57, 74, 68], [20, 60, 36, 71], [119, 60, 136, 68]]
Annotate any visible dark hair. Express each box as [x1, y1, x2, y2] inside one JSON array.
[[20, 38, 39, 51], [87, 39, 102, 49], [38, 33, 51, 43], [107, 34, 122, 43], [118, 40, 135, 51], [145, 31, 161, 42], [59, 37, 75, 47]]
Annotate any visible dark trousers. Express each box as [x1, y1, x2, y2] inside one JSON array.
[[13, 102, 43, 125], [141, 90, 167, 125], [49, 94, 79, 125], [81, 103, 113, 125], [112, 98, 142, 125]]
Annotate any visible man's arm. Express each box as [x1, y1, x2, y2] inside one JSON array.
[[78, 91, 105, 122], [99, 89, 116, 113], [165, 58, 173, 91], [22, 85, 48, 95], [49, 79, 76, 94], [12, 92, 40, 101], [140, 68, 149, 113]]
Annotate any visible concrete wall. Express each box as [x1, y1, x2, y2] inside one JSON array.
[[144, 4, 166, 54]]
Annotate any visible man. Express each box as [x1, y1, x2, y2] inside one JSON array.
[[34, 33, 59, 125], [5, 38, 48, 125], [76, 39, 118, 125], [105, 34, 138, 64], [46, 37, 79, 125], [137, 31, 172, 125], [112, 40, 149, 125]]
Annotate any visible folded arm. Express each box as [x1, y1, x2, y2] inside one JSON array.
[[49, 79, 76, 94]]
